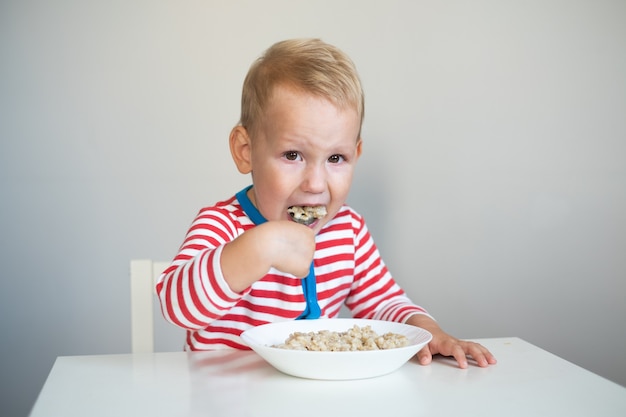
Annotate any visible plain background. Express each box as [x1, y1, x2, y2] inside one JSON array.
[[2, 1, 625, 416]]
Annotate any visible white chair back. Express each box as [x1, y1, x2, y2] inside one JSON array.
[[130, 259, 169, 353]]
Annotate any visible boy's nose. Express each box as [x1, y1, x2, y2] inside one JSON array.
[[301, 164, 327, 193]]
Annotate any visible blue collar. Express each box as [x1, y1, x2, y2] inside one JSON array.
[[235, 185, 266, 225]]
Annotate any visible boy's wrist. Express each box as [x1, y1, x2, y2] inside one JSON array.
[[406, 313, 441, 333]]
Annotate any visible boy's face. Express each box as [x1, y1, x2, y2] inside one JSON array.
[[239, 85, 362, 233]]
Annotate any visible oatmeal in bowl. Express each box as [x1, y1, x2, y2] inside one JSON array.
[[241, 318, 432, 380]]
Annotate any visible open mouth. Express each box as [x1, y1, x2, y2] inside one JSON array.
[[287, 205, 327, 226]]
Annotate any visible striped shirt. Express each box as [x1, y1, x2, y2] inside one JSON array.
[[156, 192, 430, 350]]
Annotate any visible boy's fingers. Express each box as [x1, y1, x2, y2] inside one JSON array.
[[452, 345, 469, 369], [417, 345, 433, 365], [468, 343, 498, 367], [417, 335, 497, 369]]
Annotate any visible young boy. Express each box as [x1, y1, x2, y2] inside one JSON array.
[[157, 38, 496, 369]]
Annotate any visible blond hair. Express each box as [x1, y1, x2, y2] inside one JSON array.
[[239, 38, 364, 137]]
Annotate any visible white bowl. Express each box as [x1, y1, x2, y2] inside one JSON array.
[[240, 318, 432, 380]]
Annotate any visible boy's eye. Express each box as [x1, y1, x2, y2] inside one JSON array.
[[284, 151, 300, 161], [328, 154, 344, 163]]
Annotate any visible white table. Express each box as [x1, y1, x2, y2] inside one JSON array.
[[29, 338, 626, 417]]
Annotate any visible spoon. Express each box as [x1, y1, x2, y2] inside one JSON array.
[[288, 206, 327, 226]]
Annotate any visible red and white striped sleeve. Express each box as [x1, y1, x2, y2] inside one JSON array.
[[156, 205, 249, 330]]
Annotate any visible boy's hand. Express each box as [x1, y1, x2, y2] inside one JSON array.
[[265, 221, 316, 278], [406, 314, 497, 369], [221, 221, 316, 292]]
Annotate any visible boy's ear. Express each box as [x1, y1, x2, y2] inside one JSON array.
[[229, 126, 252, 174], [356, 137, 363, 158]]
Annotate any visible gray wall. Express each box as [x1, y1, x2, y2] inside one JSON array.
[[2, 1, 625, 416]]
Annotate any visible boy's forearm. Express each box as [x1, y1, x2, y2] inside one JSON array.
[[220, 226, 273, 293]]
